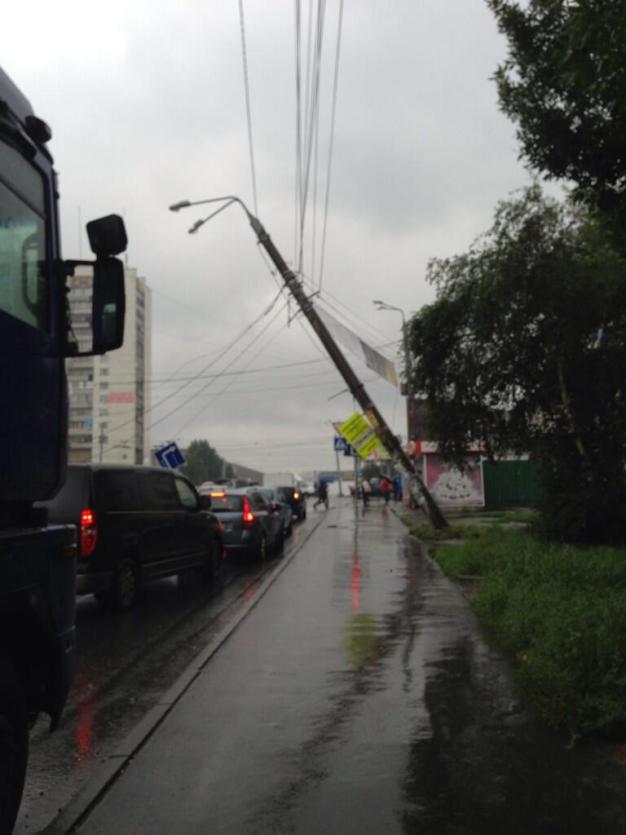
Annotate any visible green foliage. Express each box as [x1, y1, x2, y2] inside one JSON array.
[[488, 0, 626, 238], [181, 439, 228, 485], [486, 510, 540, 525], [434, 528, 626, 737], [409, 523, 486, 542], [410, 186, 626, 543]]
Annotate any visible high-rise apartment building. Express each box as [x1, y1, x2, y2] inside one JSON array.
[[66, 266, 151, 464]]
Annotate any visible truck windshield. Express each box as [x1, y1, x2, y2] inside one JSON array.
[[0, 140, 47, 331]]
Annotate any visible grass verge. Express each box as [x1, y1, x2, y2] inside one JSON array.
[[430, 526, 626, 740], [408, 522, 487, 542]]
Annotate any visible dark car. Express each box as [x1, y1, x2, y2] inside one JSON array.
[[208, 486, 283, 560], [260, 487, 293, 538], [40, 465, 225, 609], [275, 485, 307, 521]]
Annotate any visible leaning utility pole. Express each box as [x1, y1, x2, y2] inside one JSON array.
[[169, 195, 448, 529], [247, 216, 448, 530]]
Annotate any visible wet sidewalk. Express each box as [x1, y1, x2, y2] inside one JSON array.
[[72, 500, 626, 834]]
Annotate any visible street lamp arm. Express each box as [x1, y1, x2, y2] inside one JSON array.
[[169, 195, 249, 214], [169, 194, 262, 236], [372, 299, 406, 324]]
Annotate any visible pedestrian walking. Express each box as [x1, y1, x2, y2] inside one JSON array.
[[381, 476, 391, 505], [314, 481, 329, 510], [362, 479, 371, 507], [393, 474, 402, 502]]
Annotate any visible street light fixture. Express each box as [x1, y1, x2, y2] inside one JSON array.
[[372, 299, 412, 436]]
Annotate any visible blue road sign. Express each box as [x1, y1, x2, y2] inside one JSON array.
[[154, 441, 186, 469], [333, 436, 349, 453]]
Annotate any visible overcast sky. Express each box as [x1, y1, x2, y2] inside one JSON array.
[[4, 0, 537, 477]]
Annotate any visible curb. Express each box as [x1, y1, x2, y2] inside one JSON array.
[[44, 513, 327, 835]]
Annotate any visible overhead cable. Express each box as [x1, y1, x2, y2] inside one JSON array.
[[103, 288, 284, 439], [318, 0, 344, 293], [238, 0, 259, 215]]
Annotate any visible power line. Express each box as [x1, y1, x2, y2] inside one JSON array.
[[104, 290, 284, 439], [294, 0, 303, 265], [238, 0, 259, 215], [102, 301, 289, 457], [101, 356, 331, 386], [171, 301, 294, 437], [318, 0, 344, 293], [298, 0, 326, 275], [166, 373, 379, 404], [298, 280, 400, 358], [141, 302, 288, 434]]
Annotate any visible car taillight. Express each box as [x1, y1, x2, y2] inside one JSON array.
[[80, 508, 98, 557], [242, 496, 256, 527]]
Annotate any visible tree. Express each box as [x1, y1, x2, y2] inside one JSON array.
[[181, 440, 226, 485], [488, 1, 626, 235], [409, 185, 626, 542]]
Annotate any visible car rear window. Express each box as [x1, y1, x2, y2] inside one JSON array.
[[40, 467, 90, 521], [140, 470, 181, 511], [95, 470, 141, 511], [210, 493, 244, 512]]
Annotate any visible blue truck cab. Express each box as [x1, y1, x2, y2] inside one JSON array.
[[0, 66, 126, 831]]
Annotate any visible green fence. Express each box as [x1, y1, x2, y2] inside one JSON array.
[[483, 460, 544, 509]]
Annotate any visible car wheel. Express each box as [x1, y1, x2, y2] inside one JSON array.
[[0, 656, 28, 835], [255, 533, 268, 562], [203, 539, 222, 582], [109, 557, 140, 610], [275, 530, 285, 553]]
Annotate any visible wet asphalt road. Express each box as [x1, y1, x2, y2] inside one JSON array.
[[48, 499, 626, 834], [15, 519, 318, 834]]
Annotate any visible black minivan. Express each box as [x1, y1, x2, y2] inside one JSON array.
[[40, 465, 225, 609]]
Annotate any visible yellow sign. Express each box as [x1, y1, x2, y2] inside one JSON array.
[[338, 412, 389, 460], [339, 412, 371, 446]]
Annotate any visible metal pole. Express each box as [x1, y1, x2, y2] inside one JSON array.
[[335, 447, 344, 496], [247, 215, 447, 529], [353, 450, 358, 515], [401, 314, 412, 441]]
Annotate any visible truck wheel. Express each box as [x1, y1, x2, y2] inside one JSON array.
[[110, 557, 140, 610], [0, 658, 28, 834]]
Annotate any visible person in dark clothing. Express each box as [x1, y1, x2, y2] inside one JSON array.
[[314, 480, 329, 509], [380, 476, 391, 505]]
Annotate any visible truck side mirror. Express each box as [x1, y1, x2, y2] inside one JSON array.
[[92, 257, 125, 354], [87, 215, 128, 257]]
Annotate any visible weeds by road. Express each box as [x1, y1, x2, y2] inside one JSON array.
[[409, 516, 626, 741]]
